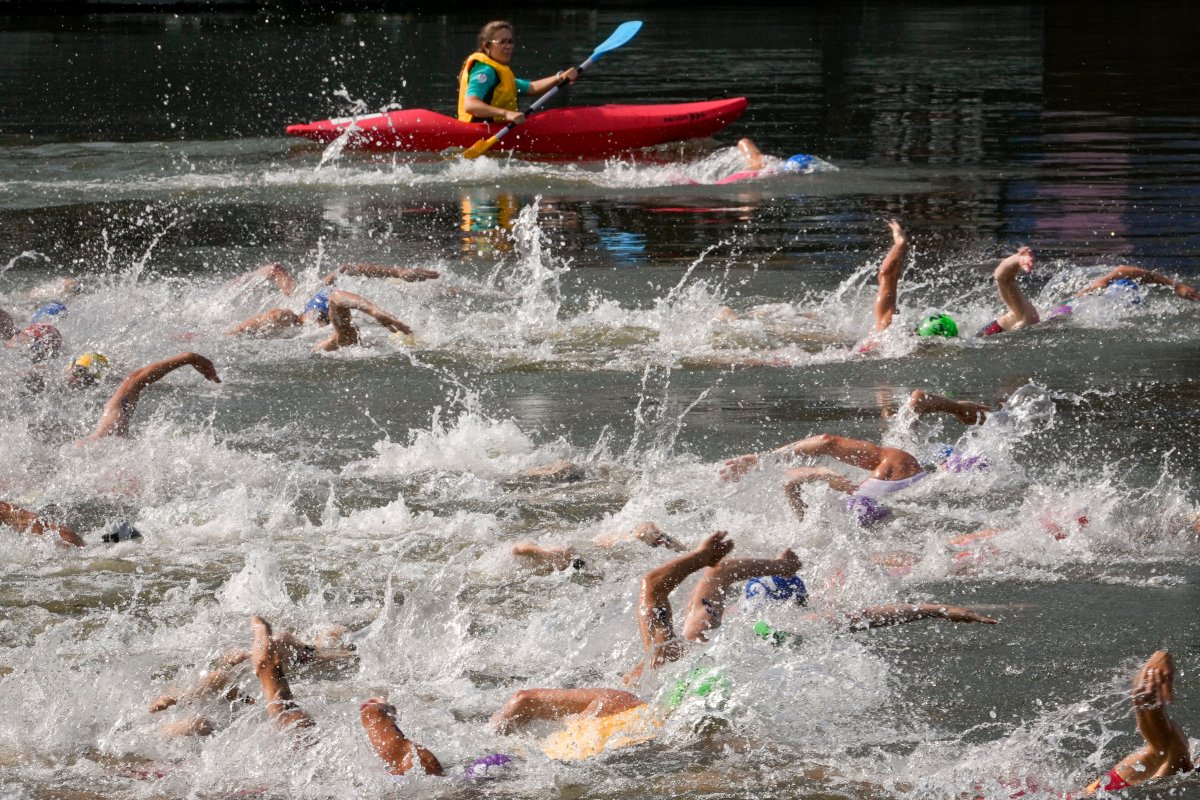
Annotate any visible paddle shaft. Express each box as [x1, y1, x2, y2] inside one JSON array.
[[479, 53, 599, 146]]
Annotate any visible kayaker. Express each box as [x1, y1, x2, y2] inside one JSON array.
[[458, 21, 578, 124]]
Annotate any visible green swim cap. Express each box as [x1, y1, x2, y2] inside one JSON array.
[[916, 313, 958, 338], [752, 620, 800, 648], [665, 666, 730, 710]]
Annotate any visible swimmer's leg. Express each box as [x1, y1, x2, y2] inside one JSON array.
[[782, 466, 858, 522], [359, 698, 444, 776], [632, 532, 734, 673], [682, 548, 801, 642], [512, 541, 576, 574], [250, 616, 315, 733], [490, 688, 644, 734], [906, 389, 991, 425], [873, 220, 908, 332]]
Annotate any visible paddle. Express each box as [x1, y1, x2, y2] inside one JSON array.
[[460, 20, 643, 160]]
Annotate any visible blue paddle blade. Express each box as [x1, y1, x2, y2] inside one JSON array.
[[590, 20, 642, 59]]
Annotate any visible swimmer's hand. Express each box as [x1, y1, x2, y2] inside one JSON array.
[[398, 268, 439, 282], [1016, 246, 1034, 274], [720, 453, 760, 482], [943, 606, 998, 624], [189, 354, 221, 384], [1174, 282, 1200, 301], [378, 315, 413, 336], [1136, 650, 1175, 708]]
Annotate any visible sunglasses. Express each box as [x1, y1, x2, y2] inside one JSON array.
[[489, 38, 516, 46]]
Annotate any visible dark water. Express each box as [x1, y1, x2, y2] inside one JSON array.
[[2, 4, 1199, 799]]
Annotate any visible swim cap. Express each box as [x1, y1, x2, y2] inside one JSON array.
[[1105, 277, 1143, 306], [752, 619, 799, 648], [781, 153, 817, 172], [916, 313, 958, 338], [1048, 303, 1073, 319], [31, 302, 67, 323], [943, 451, 989, 473], [303, 289, 331, 322], [744, 575, 808, 606], [843, 495, 892, 527], [68, 351, 110, 386], [464, 753, 513, 781], [101, 521, 143, 543], [18, 323, 63, 362], [665, 666, 730, 711]]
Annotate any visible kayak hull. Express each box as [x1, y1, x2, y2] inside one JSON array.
[[284, 98, 748, 157]]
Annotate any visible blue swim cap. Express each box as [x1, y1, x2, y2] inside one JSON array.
[[745, 575, 808, 605], [1105, 277, 1143, 306], [303, 289, 331, 322], [781, 153, 817, 172], [31, 302, 67, 323], [843, 495, 892, 527]]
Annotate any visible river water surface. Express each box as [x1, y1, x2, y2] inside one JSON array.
[[2, 4, 1199, 799]]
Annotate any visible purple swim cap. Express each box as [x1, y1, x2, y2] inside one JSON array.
[[944, 452, 989, 473], [464, 753, 513, 781], [843, 496, 891, 527]]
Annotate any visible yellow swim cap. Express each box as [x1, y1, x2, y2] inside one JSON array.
[[74, 352, 110, 372]]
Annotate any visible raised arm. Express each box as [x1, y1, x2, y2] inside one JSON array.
[[1076, 266, 1199, 301], [328, 290, 412, 334], [0, 501, 85, 547], [320, 264, 440, 285], [993, 247, 1040, 331], [845, 603, 998, 630], [86, 352, 220, 441], [1085, 650, 1192, 794]]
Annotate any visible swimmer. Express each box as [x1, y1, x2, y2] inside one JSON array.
[[64, 351, 110, 388], [4, 322, 63, 363], [491, 532, 742, 734], [978, 247, 1039, 336], [152, 621, 356, 737], [513, 521, 687, 575], [82, 351, 221, 442], [1076, 266, 1200, 302], [0, 500, 85, 547], [1083, 650, 1193, 795], [707, 139, 820, 185], [721, 433, 925, 525], [227, 288, 412, 351], [250, 616, 443, 775]]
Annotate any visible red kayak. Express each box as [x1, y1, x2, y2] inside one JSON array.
[[284, 98, 748, 158]]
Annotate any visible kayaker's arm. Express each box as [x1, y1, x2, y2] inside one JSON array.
[[526, 67, 578, 97], [463, 95, 525, 125]]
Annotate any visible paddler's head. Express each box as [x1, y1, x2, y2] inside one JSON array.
[[478, 20, 516, 64]]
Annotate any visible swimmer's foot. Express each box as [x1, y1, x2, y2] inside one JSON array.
[[512, 541, 576, 573]]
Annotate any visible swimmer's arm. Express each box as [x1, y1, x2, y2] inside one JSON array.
[[326, 290, 413, 335], [229, 263, 297, 296], [1131, 651, 1190, 761], [845, 603, 998, 630], [320, 264, 439, 284], [1078, 266, 1199, 301], [87, 353, 221, 441], [0, 501, 84, 547]]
